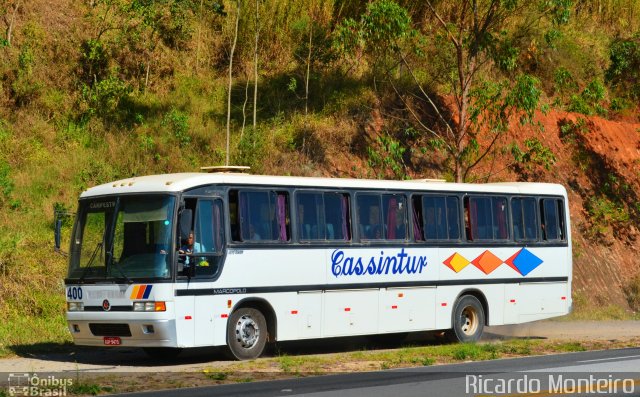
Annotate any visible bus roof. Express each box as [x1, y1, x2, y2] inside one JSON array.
[[79, 172, 567, 198]]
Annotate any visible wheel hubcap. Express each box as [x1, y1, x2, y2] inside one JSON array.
[[460, 306, 478, 336], [235, 314, 260, 348]]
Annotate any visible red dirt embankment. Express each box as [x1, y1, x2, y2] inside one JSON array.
[[506, 110, 640, 308]]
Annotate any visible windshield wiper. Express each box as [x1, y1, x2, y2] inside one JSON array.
[[78, 241, 103, 284], [107, 253, 133, 284]]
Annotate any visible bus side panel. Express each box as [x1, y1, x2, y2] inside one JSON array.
[[195, 295, 217, 346], [323, 289, 378, 337], [379, 287, 436, 332], [503, 284, 519, 324], [518, 282, 569, 323], [174, 296, 195, 347], [297, 291, 323, 339]]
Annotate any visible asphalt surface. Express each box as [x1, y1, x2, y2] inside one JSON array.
[[116, 348, 640, 397]]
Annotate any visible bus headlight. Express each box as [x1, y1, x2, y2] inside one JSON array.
[[133, 301, 166, 312], [67, 302, 84, 311]]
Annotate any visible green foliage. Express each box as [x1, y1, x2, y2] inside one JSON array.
[[68, 381, 113, 396], [205, 371, 229, 381], [606, 34, 640, 99], [79, 39, 109, 85], [334, 0, 415, 72], [567, 79, 607, 116], [585, 196, 630, 236], [233, 126, 265, 171], [11, 45, 42, 106], [80, 75, 132, 120], [162, 108, 191, 147], [511, 137, 557, 173], [367, 134, 407, 179]]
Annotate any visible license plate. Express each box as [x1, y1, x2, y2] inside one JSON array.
[[103, 337, 121, 346]]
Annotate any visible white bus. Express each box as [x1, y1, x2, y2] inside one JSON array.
[[60, 169, 572, 360]]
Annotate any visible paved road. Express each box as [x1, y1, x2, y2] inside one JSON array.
[[2, 320, 639, 374], [117, 348, 640, 397]]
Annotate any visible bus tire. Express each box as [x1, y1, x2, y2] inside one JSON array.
[[225, 307, 268, 360], [445, 295, 485, 343]]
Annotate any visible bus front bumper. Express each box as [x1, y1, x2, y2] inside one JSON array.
[[66, 318, 178, 347]]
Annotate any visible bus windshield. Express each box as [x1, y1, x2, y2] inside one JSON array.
[[68, 195, 176, 281]]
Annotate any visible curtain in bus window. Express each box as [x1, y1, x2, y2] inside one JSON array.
[[412, 198, 424, 241], [277, 193, 288, 241], [493, 197, 508, 239], [523, 198, 538, 240]]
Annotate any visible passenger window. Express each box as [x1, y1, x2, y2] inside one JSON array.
[[357, 193, 406, 240], [465, 196, 509, 241], [382, 195, 407, 240], [230, 190, 290, 242], [296, 192, 351, 241], [297, 192, 325, 240], [541, 198, 565, 241], [324, 193, 350, 241], [422, 195, 460, 240], [357, 194, 382, 240], [512, 197, 538, 241]]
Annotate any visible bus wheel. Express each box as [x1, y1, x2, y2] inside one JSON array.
[[446, 295, 485, 343], [226, 307, 268, 360]]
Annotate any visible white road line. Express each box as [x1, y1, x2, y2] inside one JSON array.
[[577, 355, 640, 363]]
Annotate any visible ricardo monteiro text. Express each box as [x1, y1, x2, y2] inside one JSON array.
[[466, 374, 636, 395]]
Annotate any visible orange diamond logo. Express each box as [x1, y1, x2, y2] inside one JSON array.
[[471, 250, 503, 275], [443, 252, 471, 273]]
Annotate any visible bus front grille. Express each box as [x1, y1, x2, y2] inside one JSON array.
[[89, 323, 132, 337]]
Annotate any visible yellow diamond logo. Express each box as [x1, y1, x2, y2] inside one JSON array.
[[443, 252, 470, 273]]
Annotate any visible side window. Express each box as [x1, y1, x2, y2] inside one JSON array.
[[297, 192, 351, 241], [297, 192, 325, 240], [194, 200, 224, 253], [231, 190, 290, 243], [465, 196, 509, 241], [382, 195, 407, 240], [512, 197, 538, 241], [422, 196, 460, 240], [324, 193, 351, 241], [541, 198, 566, 241], [179, 198, 224, 278], [357, 194, 382, 240]]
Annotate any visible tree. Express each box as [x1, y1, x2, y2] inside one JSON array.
[[226, 0, 240, 166], [337, 0, 571, 182]]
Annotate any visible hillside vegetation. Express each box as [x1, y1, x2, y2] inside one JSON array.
[[0, 0, 639, 354]]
